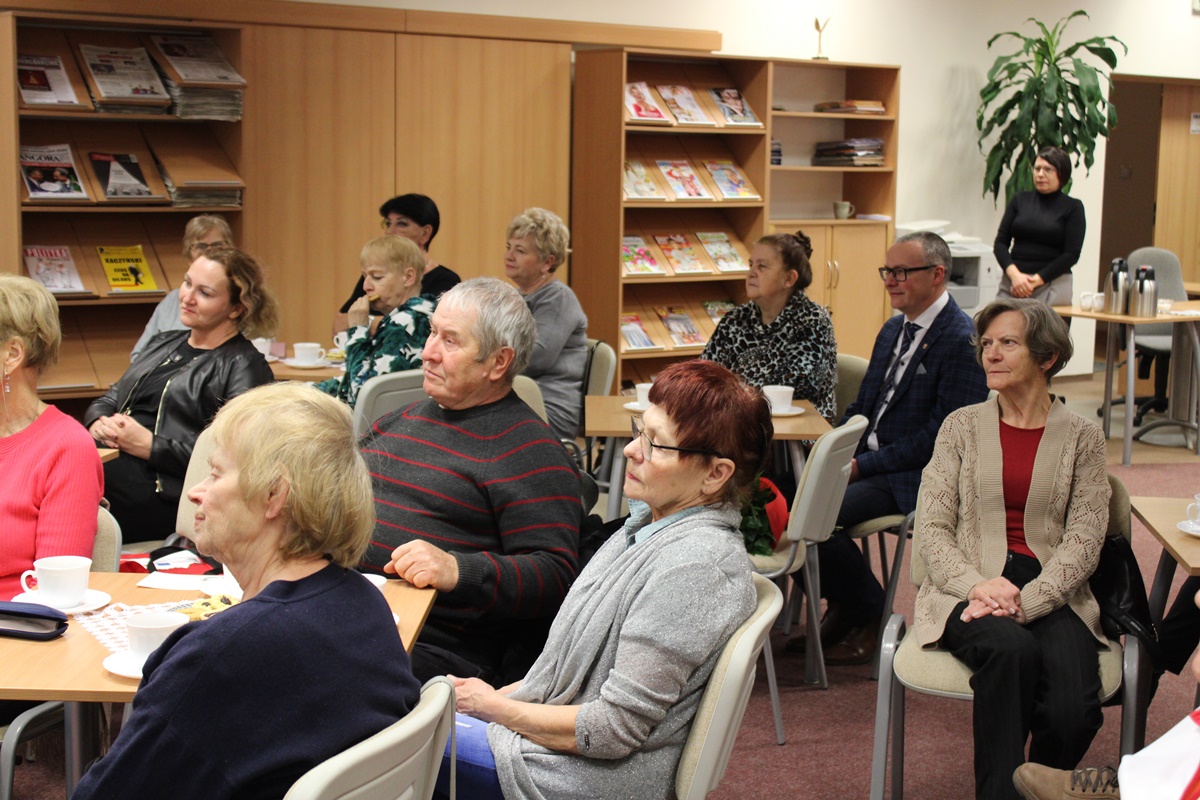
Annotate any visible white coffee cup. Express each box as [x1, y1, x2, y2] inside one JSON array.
[[1186, 494, 1200, 522], [763, 385, 795, 414], [20, 555, 91, 609], [1080, 292, 1095, 310], [251, 337, 273, 356], [363, 573, 387, 591], [126, 611, 189, 664], [292, 342, 326, 365], [333, 331, 349, 350], [1158, 298, 1175, 314], [635, 382, 653, 408], [833, 201, 856, 220]]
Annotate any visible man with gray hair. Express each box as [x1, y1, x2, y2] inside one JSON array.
[[360, 278, 582, 684]]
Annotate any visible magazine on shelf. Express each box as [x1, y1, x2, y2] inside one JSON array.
[[17, 55, 81, 107], [77, 44, 169, 104], [654, 234, 711, 274], [22, 245, 87, 294], [20, 144, 89, 201], [706, 88, 761, 127], [623, 82, 671, 125], [621, 236, 664, 275], [656, 160, 713, 200], [622, 159, 667, 201], [814, 99, 886, 114], [654, 306, 707, 347], [655, 84, 715, 126], [145, 34, 246, 86], [620, 314, 662, 350], [703, 160, 761, 200], [89, 152, 157, 199], [96, 245, 160, 292], [696, 232, 749, 273], [701, 300, 737, 325]]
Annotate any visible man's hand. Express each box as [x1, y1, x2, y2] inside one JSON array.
[[384, 540, 460, 591], [849, 457, 860, 483]]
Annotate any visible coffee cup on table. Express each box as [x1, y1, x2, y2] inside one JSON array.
[[126, 612, 189, 665], [1186, 494, 1200, 522], [292, 342, 326, 365], [251, 337, 273, 357], [333, 331, 349, 350], [20, 555, 91, 609], [1080, 292, 1096, 310], [833, 201, 856, 220], [635, 382, 653, 408], [763, 385, 795, 414]]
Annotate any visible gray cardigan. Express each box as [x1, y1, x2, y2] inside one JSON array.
[[522, 279, 588, 440], [487, 504, 755, 800]]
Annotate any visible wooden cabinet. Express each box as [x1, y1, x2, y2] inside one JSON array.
[[571, 49, 899, 386]]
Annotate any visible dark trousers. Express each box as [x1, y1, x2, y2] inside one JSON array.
[[940, 553, 1103, 800], [1160, 575, 1200, 674], [810, 474, 897, 626]]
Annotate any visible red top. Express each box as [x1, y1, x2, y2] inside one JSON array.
[[1000, 420, 1044, 559]]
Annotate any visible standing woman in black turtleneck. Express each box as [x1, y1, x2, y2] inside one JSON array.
[[993, 146, 1085, 309]]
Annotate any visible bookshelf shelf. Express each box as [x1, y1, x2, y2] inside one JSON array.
[[23, 205, 242, 213], [623, 124, 766, 136], [19, 110, 195, 122], [771, 111, 896, 122], [771, 165, 894, 173], [622, 272, 747, 284]]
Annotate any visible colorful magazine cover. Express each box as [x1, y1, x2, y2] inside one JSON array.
[[696, 232, 748, 272], [623, 81, 669, 122], [97, 245, 159, 292], [23, 245, 86, 293], [622, 159, 666, 201], [703, 160, 760, 199], [654, 306, 706, 347], [707, 87, 761, 126], [620, 314, 661, 350], [621, 236, 664, 275], [17, 55, 80, 106], [656, 160, 713, 200], [701, 300, 737, 325], [654, 234, 709, 273], [20, 144, 89, 200], [90, 152, 154, 198], [655, 84, 714, 125]]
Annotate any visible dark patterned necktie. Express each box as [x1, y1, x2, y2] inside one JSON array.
[[873, 321, 921, 418]]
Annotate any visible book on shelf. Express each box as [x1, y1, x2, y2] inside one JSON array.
[[23, 245, 88, 295], [656, 160, 714, 201], [706, 88, 761, 127], [653, 234, 711, 274], [696, 232, 749, 273], [623, 82, 672, 125], [621, 236, 664, 275], [653, 306, 707, 347], [17, 55, 83, 108], [701, 300, 737, 325], [813, 137, 885, 167], [702, 160, 761, 200], [72, 40, 172, 110], [143, 34, 245, 121], [620, 314, 663, 351], [814, 99, 886, 114], [622, 159, 668, 202], [88, 152, 162, 200], [655, 84, 715, 126], [20, 143, 90, 202], [96, 245, 161, 293]]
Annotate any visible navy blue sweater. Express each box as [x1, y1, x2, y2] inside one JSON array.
[[993, 189, 1086, 283]]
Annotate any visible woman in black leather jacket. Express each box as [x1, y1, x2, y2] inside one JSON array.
[[86, 246, 278, 543]]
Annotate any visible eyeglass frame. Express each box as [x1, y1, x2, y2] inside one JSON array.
[[631, 417, 723, 462], [877, 264, 939, 282], [189, 241, 227, 255]]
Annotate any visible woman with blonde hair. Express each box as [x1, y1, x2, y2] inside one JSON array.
[[0, 275, 102, 601], [86, 245, 276, 542]]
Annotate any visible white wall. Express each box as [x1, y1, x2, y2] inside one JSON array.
[[285, 0, 1200, 373]]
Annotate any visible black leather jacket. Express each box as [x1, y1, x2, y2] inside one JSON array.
[[84, 330, 274, 501]]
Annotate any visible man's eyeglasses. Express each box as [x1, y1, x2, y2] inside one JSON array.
[[878, 264, 937, 282], [190, 241, 226, 254], [631, 417, 722, 462]]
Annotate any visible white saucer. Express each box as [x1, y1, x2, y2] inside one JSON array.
[[102, 651, 144, 680], [264, 354, 279, 363], [282, 358, 332, 369], [771, 406, 806, 417], [1176, 520, 1200, 537], [11, 588, 112, 614], [623, 401, 649, 413]]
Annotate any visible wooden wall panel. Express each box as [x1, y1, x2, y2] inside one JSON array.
[[0, 14, 21, 274], [394, 35, 571, 284], [239, 25, 396, 344], [1155, 84, 1200, 282]]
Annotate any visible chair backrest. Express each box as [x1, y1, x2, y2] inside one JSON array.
[[585, 339, 617, 398], [283, 677, 455, 800], [176, 426, 217, 540], [781, 415, 869, 546], [835, 353, 869, 422], [353, 369, 427, 437], [512, 375, 549, 424], [93, 507, 122, 572], [675, 574, 783, 800], [1129, 247, 1185, 336]]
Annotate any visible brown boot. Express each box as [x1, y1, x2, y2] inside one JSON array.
[[785, 600, 852, 653], [1013, 764, 1120, 799]]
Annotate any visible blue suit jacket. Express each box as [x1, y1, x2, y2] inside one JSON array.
[[842, 294, 988, 514]]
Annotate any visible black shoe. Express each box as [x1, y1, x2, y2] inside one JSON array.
[[785, 601, 852, 653], [823, 621, 880, 666]]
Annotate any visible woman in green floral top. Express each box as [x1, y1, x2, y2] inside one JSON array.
[[315, 236, 435, 408]]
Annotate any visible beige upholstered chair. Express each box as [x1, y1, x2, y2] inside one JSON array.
[[283, 677, 455, 800], [93, 506, 122, 572], [352, 368, 427, 437], [675, 574, 783, 800], [868, 474, 1147, 800], [835, 352, 869, 422], [568, 338, 617, 472], [511, 375, 548, 425]]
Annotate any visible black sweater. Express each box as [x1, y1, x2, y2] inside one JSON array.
[[993, 190, 1086, 283]]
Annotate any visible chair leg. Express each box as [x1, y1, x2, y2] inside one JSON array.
[[1, 702, 64, 800], [872, 516, 912, 681], [760, 639, 786, 745], [780, 578, 798, 636], [1119, 636, 1148, 756], [802, 545, 828, 689], [870, 615, 906, 800]]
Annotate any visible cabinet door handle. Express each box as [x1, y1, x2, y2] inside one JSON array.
[[826, 260, 834, 290], [831, 260, 841, 289]]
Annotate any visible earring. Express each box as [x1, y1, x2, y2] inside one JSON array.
[[3, 370, 9, 393]]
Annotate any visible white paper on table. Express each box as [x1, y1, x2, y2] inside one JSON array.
[[136, 572, 211, 591]]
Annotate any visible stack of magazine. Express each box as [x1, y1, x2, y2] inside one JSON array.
[[813, 138, 885, 167], [145, 34, 245, 121], [73, 42, 171, 114]]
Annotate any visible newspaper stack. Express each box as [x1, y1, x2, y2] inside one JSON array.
[[161, 78, 243, 121], [812, 138, 885, 167], [77, 44, 172, 114], [158, 169, 242, 207], [146, 34, 246, 122]]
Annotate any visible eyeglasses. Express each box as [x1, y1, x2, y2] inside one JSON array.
[[878, 265, 937, 282], [631, 417, 722, 462], [380, 217, 408, 230], [190, 241, 226, 254]]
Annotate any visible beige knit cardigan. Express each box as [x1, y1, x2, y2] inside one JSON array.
[[913, 397, 1110, 647]]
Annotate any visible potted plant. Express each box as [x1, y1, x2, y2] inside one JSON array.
[[976, 10, 1126, 204]]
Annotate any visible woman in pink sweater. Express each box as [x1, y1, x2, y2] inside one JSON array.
[[0, 275, 103, 601]]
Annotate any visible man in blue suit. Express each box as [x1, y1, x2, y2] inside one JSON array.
[[816, 231, 988, 664]]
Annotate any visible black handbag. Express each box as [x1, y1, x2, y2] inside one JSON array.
[[0, 601, 68, 641], [1088, 533, 1163, 669]]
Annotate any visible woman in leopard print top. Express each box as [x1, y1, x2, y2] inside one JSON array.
[[701, 230, 837, 422]]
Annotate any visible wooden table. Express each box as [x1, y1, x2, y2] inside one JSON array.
[[1129, 496, 1200, 624], [0, 571, 435, 792], [97, 448, 118, 463], [269, 358, 343, 382], [585, 394, 833, 520], [1053, 303, 1200, 465]]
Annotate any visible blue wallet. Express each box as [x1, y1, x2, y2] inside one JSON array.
[[0, 601, 69, 641]]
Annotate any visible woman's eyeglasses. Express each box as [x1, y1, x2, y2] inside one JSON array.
[[631, 417, 722, 462], [190, 241, 226, 255]]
